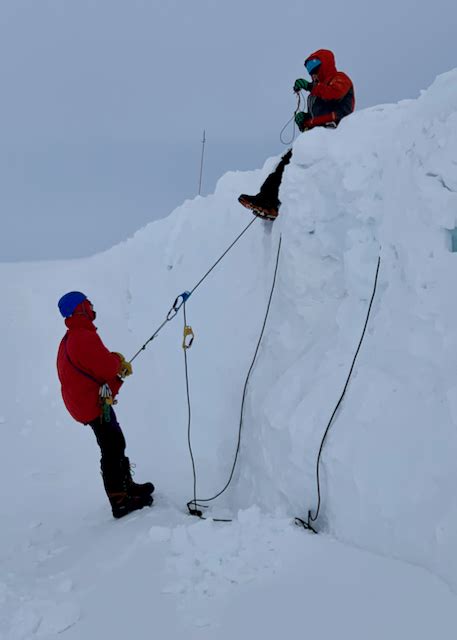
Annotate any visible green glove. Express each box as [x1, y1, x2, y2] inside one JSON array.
[[294, 78, 312, 93], [294, 111, 311, 131]]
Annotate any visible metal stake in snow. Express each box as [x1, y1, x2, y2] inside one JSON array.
[[198, 129, 206, 196]]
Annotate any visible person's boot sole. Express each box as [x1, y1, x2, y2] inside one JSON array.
[[238, 196, 278, 220]]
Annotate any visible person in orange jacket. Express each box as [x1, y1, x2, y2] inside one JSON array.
[[56, 291, 154, 519], [239, 49, 355, 220]]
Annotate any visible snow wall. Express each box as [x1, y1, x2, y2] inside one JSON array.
[[2, 69, 457, 589]]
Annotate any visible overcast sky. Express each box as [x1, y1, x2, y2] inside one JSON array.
[[1, 0, 456, 261]]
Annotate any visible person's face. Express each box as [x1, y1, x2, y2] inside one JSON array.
[[74, 299, 96, 320], [86, 299, 96, 320]]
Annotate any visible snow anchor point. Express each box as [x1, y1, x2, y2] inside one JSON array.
[[187, 500, 205, 518]]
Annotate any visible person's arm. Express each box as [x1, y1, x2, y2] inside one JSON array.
[[296, 111, 337, 131], [70, 331, 123, 382], [306, 112, 338, 128], [310, 72, 352, 101]]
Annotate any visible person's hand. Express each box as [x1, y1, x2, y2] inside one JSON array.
[[293, 78, 312, 93], [294, 111, 312, 132], [114, 352, 133, 378]]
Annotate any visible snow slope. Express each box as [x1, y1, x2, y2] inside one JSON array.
[[1, 69, 457, 638]]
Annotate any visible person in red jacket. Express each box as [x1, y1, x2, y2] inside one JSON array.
[[239, 49, 354, 220], [56, 291, 154, 519]]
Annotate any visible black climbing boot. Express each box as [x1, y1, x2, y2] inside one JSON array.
[[122, 457, 155, 498], [109, 492, 153, 519], [101, 459, 153, 519]]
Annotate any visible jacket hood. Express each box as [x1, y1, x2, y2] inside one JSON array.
[[305, 49, 337, 83]]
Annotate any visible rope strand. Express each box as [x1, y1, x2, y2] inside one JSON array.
[[129, 216, 258, 363], [182, 302, 199, 514], [189, 217, 257, 296], [296, 256, 381, 533], [186, 235, 282, 518]]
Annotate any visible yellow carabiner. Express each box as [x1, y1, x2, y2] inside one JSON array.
[[183, 325, 195, 350]]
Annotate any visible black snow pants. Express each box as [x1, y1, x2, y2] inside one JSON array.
[[259, 149, 293, 205], [88, 408, 126, 471]]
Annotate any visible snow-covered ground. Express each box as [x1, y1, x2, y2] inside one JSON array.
[[1, 69, 457, 639]]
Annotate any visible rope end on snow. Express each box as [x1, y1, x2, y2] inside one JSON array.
[[187, 500, 205, 518], [294, 513, 318, 534]]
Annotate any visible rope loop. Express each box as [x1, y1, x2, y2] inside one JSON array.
[[279, 92, 303, 145], [187, 500, 206, 518]]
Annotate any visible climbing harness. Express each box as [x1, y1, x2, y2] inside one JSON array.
[[279, 92, 304, 145], [185, 235, 282, 521], [128, 217, 258, 364], [295, 256, 381, 534]]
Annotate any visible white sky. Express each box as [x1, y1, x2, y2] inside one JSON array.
[[1, 0, 456, 261]]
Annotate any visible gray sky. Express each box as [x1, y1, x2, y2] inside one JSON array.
[[1, 0, 456, 261]]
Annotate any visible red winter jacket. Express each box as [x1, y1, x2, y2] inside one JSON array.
[[57, 315, 123, 424], [304, 49, 355, 129]]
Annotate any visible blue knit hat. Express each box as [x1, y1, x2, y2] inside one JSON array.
[[58, 291, 87, 318]]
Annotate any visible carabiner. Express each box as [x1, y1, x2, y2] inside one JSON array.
[[182, 325, 195, 349], [166, 291, 191, 321], [174, 291, 191, 312]]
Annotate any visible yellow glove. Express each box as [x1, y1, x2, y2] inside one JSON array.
[[114, 352, 133, 378]]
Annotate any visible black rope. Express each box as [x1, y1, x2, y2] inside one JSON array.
[[186, 235, 283, 519], [279, 92, 303, 145], [129, 317, 172, 363], [182, 302, 200, 517], [129, 216, 257, 363], [296, 256, 381, 534], [188, 217, 257, 296]]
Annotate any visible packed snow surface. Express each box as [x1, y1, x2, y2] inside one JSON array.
[[1, 69, 457, 638]]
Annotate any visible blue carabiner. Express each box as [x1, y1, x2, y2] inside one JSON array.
[[166, 291, 192, 321], [173, 291, 191, 311]]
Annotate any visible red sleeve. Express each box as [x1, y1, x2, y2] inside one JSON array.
[[307, 113, 337, 129], [69, 330, 122, 382], [311, 72, 352, 101]]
